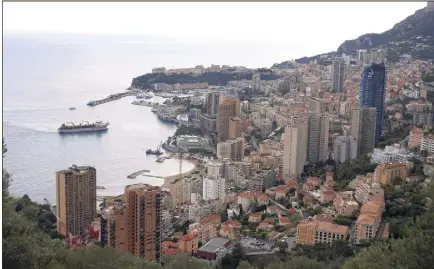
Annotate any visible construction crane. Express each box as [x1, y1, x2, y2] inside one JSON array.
[[43, 198, 99, 250], [176, 149, 187, 208]]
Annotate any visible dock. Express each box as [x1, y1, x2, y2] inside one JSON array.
[[88, 91, 136, 106], [156, 156, 171, 163], [141, 174, 164, 179], [127, 169, 150, 179]]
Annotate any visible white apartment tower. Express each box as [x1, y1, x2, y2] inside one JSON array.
[[333, 136, 358, 163], [307, 98, 330, 163], [202, 176, 226, 201], [283, 117, 308, 177]]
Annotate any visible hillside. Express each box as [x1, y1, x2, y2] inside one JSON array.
[[273, 6, 434, 67], [337, 7, 434, 59]]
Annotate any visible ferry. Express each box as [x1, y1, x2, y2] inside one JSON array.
[[58, 120, 109, 133]]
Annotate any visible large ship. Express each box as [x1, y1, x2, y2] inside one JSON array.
[[58, 120, 109, 133]]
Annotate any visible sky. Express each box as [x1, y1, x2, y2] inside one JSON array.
[[3, 2, 428, 53]]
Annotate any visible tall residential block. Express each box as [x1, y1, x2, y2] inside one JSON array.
[[217, 138, 244, 161], [217, 96, 240, 142], [333, 136, 358, 163], [360, 63, 386, 142], [202, 176, 226, 201], [354, 196, 385, 244], [56, 165, 97, 237], [351, 108, 377, 156], [307, 97, 329, 163], [107, 184, 161, 261], [331, 58, 346, 93], [206, 92, 220, 116], [283, 118, 308, 177], [229, 117, 243, 139]]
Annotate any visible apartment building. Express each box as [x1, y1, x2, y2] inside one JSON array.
[[106, 184, 161, 261], [217, 138, 245, 161], [351, 107, 376, 156], [202, 176, 226, 201], [217, 96, 240, 142], [333, 136, 358, 163], [307, 97, 329, 163], [354, 197, 385, 244], [421, 135, 434, 156], [206, 92, 220, 117], [283, 117, 308, 176], [296, 219, 349, 245], [56, 165, 97, 237], [229, 117, 243, 139], [355, 182, 384, 204], [333, 192, 359, 216], [408, 127, 423, 148], [374, 162, 408, 185], [178, 233, 199, 255], [331, 58, 346, 93]]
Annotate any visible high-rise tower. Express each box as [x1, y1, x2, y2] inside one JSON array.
[[360, 63, 386, 142]]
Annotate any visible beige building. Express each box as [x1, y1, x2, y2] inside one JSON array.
[[229, 117, 243, 139], [56, 165, 97, 237], [107, 184, 162, 261], [351, 107, 376, 156], [354, 197, 385, 244], [283, 117, 308, 176], [217, 138, 244, 161], [217, 96, 240, 142], [374, 162, 408, 185], [296, 219, 349, 245]]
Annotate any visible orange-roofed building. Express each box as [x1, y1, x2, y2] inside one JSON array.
[[320, 189, 337, 203], [178, 233, 199, 254], [325, 171, 334, 182], [161, 241, 181, 256], [296, 219, 349, 245], [237, 191, 261, 210], [220, 220, 241, 239], [257, 194, 269, 205], [257, 221, 274, 232], [306, 177, 321, 186], [275, 188, 287, 199], [303, 195, 314, 205], [200, 214, 222, 227], [279, 217, 291, 226], [248, 213, 261, 223], [374, 162, 408, 185], [354, 198, 385, 244], [286, 179, 298, 189], [409, 127, 423, 148]]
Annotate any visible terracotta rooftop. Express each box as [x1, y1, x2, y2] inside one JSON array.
[[279, 217, 291, 224], [316, 221, 350, 234], [180, 233, 197, 241]]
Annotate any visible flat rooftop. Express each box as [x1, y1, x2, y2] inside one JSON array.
[[198, 237, 230, 253]]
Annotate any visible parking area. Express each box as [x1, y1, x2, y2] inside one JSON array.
[[240, 238, 274, 253]]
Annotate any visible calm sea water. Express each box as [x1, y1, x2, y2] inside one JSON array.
[[3, 33, 295, 203]]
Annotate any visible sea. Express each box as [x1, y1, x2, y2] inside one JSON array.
[[3, 33, 299, 203]]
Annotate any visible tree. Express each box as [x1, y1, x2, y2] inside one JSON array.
[[277, 241, 289, 253], [238, 204, 244, 216]]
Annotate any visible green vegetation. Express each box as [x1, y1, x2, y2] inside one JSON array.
[[376, 125, 410, 148], [333, 216, 355, 227], [3, 134, 434, 269], [422, 70, 434, 83], [174, 125, 204, 137], [131, 72, 281, 89], [333, 155, 377, 188], [271, 61, 296, 69]]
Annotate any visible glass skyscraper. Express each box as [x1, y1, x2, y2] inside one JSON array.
[[359, 62, 386, 143]]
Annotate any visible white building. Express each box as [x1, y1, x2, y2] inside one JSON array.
[[203, 176, 226, 201], [333, 136, 358, 163], [371, 144, 417, 164], [206, 161, 224, 178], [355, 182, 384, 204], [421, 136, 434, 156], [283, 117, 308, 176]]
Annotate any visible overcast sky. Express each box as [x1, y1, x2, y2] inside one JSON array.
[[3, 2, 427, 51]]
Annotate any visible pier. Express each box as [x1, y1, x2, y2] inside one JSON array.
[[87, 91, 136, 106], [141, 174, 164, 179], [156, 156, 171, 163], [127, 169, 150, 179]]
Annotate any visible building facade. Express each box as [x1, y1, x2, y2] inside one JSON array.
[[217, 96, 240, 142], [359, 63, 386, 143], [283, 118, 308, 176], [56, 165, 97, 237], [331, 58, 346, 93], [202, 176, 226, 201], [351, 107, 377, 156]]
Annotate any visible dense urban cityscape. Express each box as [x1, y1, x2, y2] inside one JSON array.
[[3, 2, 434, 269]]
